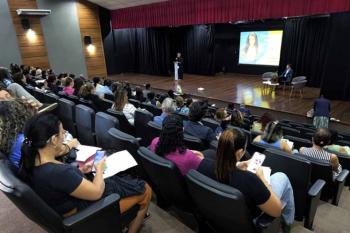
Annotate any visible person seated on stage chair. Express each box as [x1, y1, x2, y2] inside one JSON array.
[[253, 121, 293, 154], [19, 113, 152, 233], [153, 97, 176, 126], [325, 129, 350, 156], [300, 128, 342, 180], [113, 86, 137, 126], [184, 101, 217, 145], [279, 64, 293, 84], [144, 92, 160, 107], [198, 128, 295, 232], [175, 96, 189, 115]]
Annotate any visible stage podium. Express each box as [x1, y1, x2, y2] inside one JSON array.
[[174, 61, 179, 81]]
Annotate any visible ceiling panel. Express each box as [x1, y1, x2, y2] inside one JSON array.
[[87, 0, 169, 10]]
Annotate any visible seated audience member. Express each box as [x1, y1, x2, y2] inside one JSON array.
[[144, 92, 160, 107], [78, 83, 105, 112], [184, 101, 216, 144], [143, 83, 151, 98], [149, 115, 204, 176], [0, 67, 42, 106], [135, 87, 145, 103], [19, 114, 151, 233], [185, 98, 193, 108], [175, 96, 189, 115], [199, 128, 295, 232], [251, 112, 275, 133], [113, 87, 137, 125], [62, 77, 75, 96], [167, 89, 175, 99], [300, 128, 342, 179], [231, 109, 250, 130], [104, 79, 113, 94], [93, 76, 112, 98], [325, 130, 350, 155], [214, 108, 230, 136], [73, 77, 85, 96], [253, 121, 293, 154], [23, 68, 37, 87], [12, 72, 27, 87], [47, 74, 62, 94], [154, 97, 176, 126], [238, 103, 252, 118], [0, 99, 78, 170], [35, 68, 42, 79]]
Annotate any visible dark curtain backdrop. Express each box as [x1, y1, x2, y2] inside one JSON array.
[[279, 17, 330, 87]]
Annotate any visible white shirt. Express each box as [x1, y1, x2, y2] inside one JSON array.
[[123, 103, 136, 126]]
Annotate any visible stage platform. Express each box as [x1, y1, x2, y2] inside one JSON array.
[[108, 73, 350, 125]]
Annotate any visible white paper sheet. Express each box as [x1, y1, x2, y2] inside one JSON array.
[[76, 145, 101, 162], [262, 166, 271, 185], [103, 150, 138, 178]]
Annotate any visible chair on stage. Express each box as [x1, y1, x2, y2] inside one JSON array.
[[289, 76, 307, 98], [262, 72, 275, 82]]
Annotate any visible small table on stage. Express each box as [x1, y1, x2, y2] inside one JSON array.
[[262, 81, 279, 94]]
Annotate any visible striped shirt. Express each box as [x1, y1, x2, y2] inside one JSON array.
[[301, 147, 342, 179]]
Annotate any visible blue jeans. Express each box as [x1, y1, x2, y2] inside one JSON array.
[[270, 172, 295, 225]]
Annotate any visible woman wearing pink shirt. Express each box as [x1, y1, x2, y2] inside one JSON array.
[[63, 77, 75, 96]]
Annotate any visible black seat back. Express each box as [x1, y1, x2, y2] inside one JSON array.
[[95, 112, 119, 149], [98, 99, 114, 112], [296, 127, 316, 135], [227, 125, 252, 142], [332, 151, 350, 186], [145, 121, 162, 146], [44, 93, 59, 103], [264, 149, 312, 220], [183, 134, 206, 151], [281, 127, 301, 138], [106, 109, 135, 136], [202, 118, 220, 131], [186, 169, 254, 233], [134, 110, 154, 146], [284, 136, 312, 150], [137, 147, 192, 211], [66, 95, 80, 105], [104, 93, 114, 101], [174, 112, 189, 121], [248, 141, 272, 154], [129, 99, 140, 108], [298, 154, 334, 200], [0, 157, 63, 233], [75, 104, 96, 146], [58, 98, 76, 137], [337, 140, 350, 147], [140, 103, 162, 116], [108, 128, 140, 160]]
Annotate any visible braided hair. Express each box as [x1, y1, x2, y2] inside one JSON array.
[[155, 115, 187, 157], [261, 121, 283, 143]]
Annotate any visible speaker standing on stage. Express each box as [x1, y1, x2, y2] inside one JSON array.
[[175, 52, 184, 80]]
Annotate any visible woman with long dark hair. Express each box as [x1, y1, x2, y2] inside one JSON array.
[[149, 115, 204, 176], [113, 86, 137, 125], [210, 128, 295, 232], [19, 114, 151, 233]]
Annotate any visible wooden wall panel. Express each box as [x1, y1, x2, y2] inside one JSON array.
[[7, 0, 49, 69], [77, 0, 107, 78]]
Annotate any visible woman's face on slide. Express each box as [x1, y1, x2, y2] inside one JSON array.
[[248, 35, 256, 46]]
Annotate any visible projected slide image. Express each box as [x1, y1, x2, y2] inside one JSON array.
[[239, 30, 283, 66]]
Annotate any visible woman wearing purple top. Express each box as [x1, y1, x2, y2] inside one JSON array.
[[149, 115, 204, 176]]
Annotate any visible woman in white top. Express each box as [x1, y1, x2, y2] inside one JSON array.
[[113, 87, 136, 125]]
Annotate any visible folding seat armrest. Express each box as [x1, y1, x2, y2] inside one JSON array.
[[333, 169, 349, 206], [254, 214, 281, 233], [305, 179, 326, 230], [63, 194, 122, 233], [336, 169, 349, 183]]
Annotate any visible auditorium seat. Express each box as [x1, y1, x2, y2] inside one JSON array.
[[98, 99, 114, 112], [0, 153, 128, 233], [248, 141, 275, 155], [66, 95, 80, 105], [129, 99, 140, 108], [283, 135, 312, 150], [227, 125, 252, 142], [75, 104, 96, 146], [263, 149, 325, 229], [290, 76, 307, 98], [44, 93, 59, 103], [174, 112, 189, 121], [95, 112, 119, 149], [134, 110, 154, 146], [281, 126, 301, 138], [106, 109, 135, 136], [186, 169, 280, 233], [140, 103, 162, 116], [137, 147, 194, 212], [58, 98, 77, 137], [297, 153, 349, 205], [262, 72, 274, 82], [296, 127, 316, 135], [202, 118, 220, 131], [104, 93, 114, 101], [337, 140, 350, 147], [145, 121, 162, 146], [183, 134, 206, 151], [107, 128, 140, 161], [326, 150, 350, 187]]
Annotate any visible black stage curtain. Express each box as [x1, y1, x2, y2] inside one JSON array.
[[279, 17, 330, 87]]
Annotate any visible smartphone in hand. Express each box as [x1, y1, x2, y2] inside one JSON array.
[[247, 152, 266, 173]]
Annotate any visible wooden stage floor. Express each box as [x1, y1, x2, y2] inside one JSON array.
[[109, 73, 350, 124]]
